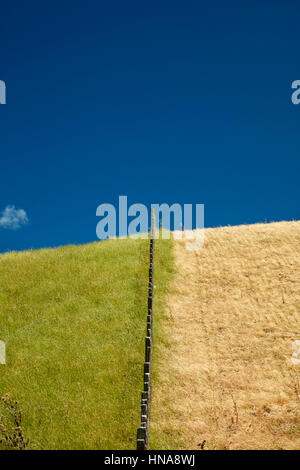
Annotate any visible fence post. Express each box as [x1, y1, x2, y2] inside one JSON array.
[[136, 209, 156, 450]]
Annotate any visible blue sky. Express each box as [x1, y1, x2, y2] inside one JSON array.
[[0, 0, 299, 252]]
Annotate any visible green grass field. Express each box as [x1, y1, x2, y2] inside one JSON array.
[[0, 237, 173, 450]]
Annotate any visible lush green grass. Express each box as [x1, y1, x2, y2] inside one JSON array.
[[150, 237, 181, 450], [0, 237, 173, 450]]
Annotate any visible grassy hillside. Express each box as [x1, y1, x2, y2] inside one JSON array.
[[0, 237, 173, 450], [152, 221, 300, 450]]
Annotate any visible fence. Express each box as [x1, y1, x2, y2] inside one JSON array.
[[136, 209, 156, 450]]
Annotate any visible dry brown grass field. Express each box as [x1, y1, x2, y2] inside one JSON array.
[[151, 221, 300, 450]]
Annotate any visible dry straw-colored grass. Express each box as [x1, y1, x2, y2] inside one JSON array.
[[152, 221, 300, 450]]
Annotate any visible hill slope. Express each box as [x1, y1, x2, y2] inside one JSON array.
[[152, 221, 300, 450], [0, 238, 173, 449]]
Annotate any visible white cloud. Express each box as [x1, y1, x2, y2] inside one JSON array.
[[0, 205, 29, 230]]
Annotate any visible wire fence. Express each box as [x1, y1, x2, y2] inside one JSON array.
[[136, 209, 156, 450]]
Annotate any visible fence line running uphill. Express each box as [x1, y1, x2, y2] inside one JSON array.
[[136, 209, 156, 450]]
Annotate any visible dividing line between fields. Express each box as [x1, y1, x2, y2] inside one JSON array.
[[136, 209, 156, 450]]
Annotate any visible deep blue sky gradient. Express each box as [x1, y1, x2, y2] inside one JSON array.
[[0, 1, 299, 252]]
